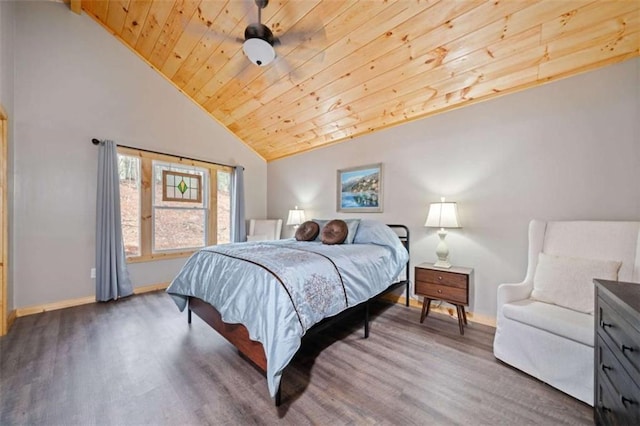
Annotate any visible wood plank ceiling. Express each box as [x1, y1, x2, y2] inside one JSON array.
[[81, 0, 640, 161]]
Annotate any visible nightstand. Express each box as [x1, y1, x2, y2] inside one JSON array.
[[415, 262, 473, 335]]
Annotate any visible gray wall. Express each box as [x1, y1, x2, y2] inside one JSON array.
[[0, 0, 15, 314], [11, 2, 267, 308], [268, 58, 640, 319], [0, 2, 14, 113]]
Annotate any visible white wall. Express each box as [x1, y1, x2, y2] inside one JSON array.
[[268, 58, 640, 319], [0, 0, 16, 314], [12, 1, 266, 308]]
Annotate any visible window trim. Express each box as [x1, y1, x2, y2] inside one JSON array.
[[117, 146, 232, 263]]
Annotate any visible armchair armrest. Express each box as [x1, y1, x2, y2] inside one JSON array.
[[497, 280, 533, 316]]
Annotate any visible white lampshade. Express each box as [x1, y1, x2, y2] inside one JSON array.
[[286, 206, 306, 226], [425, 198, 461, 229], [424, 197, 461, 269]]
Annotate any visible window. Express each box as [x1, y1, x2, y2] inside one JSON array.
[[119, 155, 140, 257], [118, 147, 232, 262], [153, 162, 207, 252]]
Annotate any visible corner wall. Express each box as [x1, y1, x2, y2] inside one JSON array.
[[268, 58, 640, 319], [12, 2, 267, 308]]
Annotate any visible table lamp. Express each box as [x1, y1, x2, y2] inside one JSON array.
[[424, 197, 461, 268], [286, 206, 306, 229]]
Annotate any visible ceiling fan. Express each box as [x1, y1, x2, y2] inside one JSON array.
[[182, 0, 326, 74], [241, 0, 279, 67], [237, 0, 327, 70]]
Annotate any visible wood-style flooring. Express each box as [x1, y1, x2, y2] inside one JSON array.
[[0, 292, 592, 425]]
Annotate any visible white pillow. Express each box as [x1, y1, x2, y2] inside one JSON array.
[[531, 253, 621, 314], [246, 234, 268, 242]]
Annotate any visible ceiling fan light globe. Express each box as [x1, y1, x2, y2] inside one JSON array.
[[243, 38, 275, 67]]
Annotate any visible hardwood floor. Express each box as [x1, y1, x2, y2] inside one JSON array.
[[0, 292, 592, 425]]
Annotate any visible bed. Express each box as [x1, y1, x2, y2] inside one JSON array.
[[166, 220, 410, 405]]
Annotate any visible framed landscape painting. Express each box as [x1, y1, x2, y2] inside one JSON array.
[[337, 163, 383, 213]]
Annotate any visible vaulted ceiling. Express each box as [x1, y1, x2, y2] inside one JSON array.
[[79, 0, 639, 161]]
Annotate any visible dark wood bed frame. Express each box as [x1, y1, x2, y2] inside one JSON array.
[[186, 224, 410, 406]]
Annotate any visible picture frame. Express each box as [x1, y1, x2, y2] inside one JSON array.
[[337, 163, 383, 213]]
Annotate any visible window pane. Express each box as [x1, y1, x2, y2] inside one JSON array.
[[153, 162, 206, 208], [217, 170, 231, 244], [154, 208, 206, 251], [161, 170, 203, 203], [118, 155, 140, 257]]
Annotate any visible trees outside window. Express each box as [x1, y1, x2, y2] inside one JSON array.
[[118, 148, 231, 263]]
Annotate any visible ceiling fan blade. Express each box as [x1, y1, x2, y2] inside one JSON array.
[[276, 19, 327, 63], [179, 0, 254, 45], [258, 55, 298, 86], [186, 29, 243, 45]]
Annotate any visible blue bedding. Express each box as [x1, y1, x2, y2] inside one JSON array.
[[167, 220, 408, 397]]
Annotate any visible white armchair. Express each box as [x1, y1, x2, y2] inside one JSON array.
[[247, 219, 283, 242], [493, 220, 640, 405]]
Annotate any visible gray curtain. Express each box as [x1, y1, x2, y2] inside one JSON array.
[[231, 165, 246, 243], [95, 140, 133, 302]]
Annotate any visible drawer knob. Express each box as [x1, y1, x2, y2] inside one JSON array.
[[621, 396, 635, 406], [437, 289, 442, 294], [601, 364, 612, 372], [438, 276, 443, 280], [621, 345, 634, 353], [600, 320, 613, 329]]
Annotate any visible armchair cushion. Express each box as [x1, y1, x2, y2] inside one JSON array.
[[503, 299, 594, 346], [531, 253, 621, 314]]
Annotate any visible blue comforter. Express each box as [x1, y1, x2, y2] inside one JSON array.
[[167, 220, 408, 397]]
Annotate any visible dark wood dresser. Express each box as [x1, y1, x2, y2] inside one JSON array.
[[594, 279, 640, 425]]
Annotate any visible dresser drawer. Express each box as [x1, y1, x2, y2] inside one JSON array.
[[415, 281, 467, 305], [596, 373, 627, 426], [594, 280, 640, 425], [415, 268, 467, 289], [598, 297, 640, 378], [593, 377, 622, 425], [597, 337, 640, 423]]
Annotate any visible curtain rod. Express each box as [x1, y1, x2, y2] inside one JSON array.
[[91, 138, 243, 170]]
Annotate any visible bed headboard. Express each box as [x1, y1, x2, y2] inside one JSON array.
[[387, 224, 410, 284]]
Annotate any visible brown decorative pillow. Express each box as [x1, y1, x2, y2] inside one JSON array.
[[295, 221, 320, 241], [321, 219, 349, 245]]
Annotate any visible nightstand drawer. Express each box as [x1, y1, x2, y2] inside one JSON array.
[[415, 281, 467, 305], [415, 268, 467, 288]]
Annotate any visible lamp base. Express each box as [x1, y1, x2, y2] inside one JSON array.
[[433, 260, 452, 269], [434, 229, 452, 269]]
